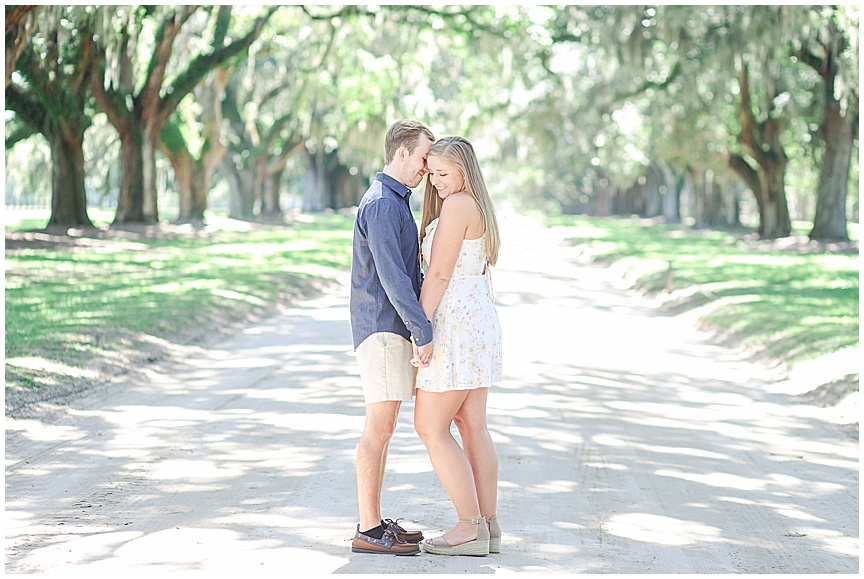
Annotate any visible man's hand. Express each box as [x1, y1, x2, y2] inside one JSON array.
[[411, 341, 433, 368]]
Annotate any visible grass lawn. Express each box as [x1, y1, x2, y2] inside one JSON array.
[[546, 215, 859, 368], [5, 207, 858, 409], [5, 209, 355, 402]]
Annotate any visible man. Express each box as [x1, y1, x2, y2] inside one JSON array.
[[349, 120, 435, 556]]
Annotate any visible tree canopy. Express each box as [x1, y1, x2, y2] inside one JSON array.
[[5, 4, 859, 240]]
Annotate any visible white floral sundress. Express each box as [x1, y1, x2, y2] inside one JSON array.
[[415, 218, 503, 392]]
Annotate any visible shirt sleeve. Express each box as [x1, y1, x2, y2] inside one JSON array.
[[365, 199, 434, 347]]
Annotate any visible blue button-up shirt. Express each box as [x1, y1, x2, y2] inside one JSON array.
[[350, 172, 433, 350]]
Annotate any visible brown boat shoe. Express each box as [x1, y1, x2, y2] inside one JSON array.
[[351, 526, 420, 556], [383, 518, 424, 544]]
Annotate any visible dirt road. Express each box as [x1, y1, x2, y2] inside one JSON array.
[[5, 214, 858, 574]]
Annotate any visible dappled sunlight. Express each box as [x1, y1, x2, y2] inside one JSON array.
[[655, 469, 767, 492], [530, 480, 579, 494], [6, 356, 102, 380], [583, 461, 629, 471], [605, 513, 723, 546], [795, 527, 859, 557], [206, 357, 280, 369], [38, 526, 350, 573], [148, 459, 245, 481], [639, 444, 729, 460], [5, 290, 373, 572], [535, 542, 580, 554], [4, 419, 85, 445], [487, 240, 858, 573], [6, 221, 858, 573], [385, 461, 436, 475]]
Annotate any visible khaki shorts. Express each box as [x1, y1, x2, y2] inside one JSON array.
[[355, 332, 417, 404]]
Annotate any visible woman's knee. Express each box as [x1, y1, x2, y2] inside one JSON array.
[[413, 417, 434, 442], [454, 409, 487, 435], [414, 415, 450, 444]]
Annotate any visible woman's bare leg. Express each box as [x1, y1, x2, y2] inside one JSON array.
[[454, 387, 498, 519], [414, 388, 483, 545]]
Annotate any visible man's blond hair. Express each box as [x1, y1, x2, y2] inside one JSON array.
[[384, 120, 434, 164]]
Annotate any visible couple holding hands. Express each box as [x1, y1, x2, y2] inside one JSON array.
[[349, 120, 503, 556]]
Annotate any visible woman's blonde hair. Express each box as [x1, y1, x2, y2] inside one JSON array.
[[420, 136, 501, 266]]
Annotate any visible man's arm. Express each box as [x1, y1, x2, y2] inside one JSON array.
[[365, 199, 433, 347]]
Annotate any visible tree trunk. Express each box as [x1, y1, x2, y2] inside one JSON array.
[[171, 162, 210, 223], [93, 6, 273, 224], [720, 170, 741, 228], [6, 16, 97, 229], [261, 168, 283, 216], [594, 187, 613, 216], [188, 162, 208, 221], [159, 72, 230, 222], [796, 15, 857, 242], [696, 168, 728, 228], [110, 127, 159, 225], [221, 156, 254, 219], [809, 101, 855, 241], [728, 152, 789, 237], [114, 128, 147, 224], [142, 124, 160, 222], [643, 164, 662, 218], [658, 159, 680, 224], [732, 59, 791, 238], [759, 162, 790, 238], [697, 169, 740, 229], [303, 146, 325, 212], [188, 68, 230, 221], [46, 123, 93, 228], [163, 146, 208, 221], [690, 167, 707, 227]]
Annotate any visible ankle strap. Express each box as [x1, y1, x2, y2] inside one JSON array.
[[458, 517, 484, 525], [487, 514, 497, 521]]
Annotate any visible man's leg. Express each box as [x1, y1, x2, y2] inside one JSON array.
[[376, 438, 391, 519], [356, 400, 401, 532]]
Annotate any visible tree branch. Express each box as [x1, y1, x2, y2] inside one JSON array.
[[728, 153, 761, 196], [213, 5, 231, 47], [612, 60, 683, 103], [160, 6, 277, 123], [141, 6, 197, 117], [299, 5, 360, 20], [90, 59, 135, 135], [5, 123, 38, 149], [5, 5, 38, 34], [5, 5, 39, 87], [267, 138, 305, 177], [5, 82, 47, 134], [735, 57, 763, 163], [794, 44, 827, 79]]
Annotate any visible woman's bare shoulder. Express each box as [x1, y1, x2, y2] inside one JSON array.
[[441, 192, 479, 218]]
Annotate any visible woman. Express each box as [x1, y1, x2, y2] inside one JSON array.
[[411, 136, 503, 556]]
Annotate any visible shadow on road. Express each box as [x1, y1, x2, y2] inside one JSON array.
[[5, 217, 858, 573]]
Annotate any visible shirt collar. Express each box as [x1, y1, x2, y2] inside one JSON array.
[[376, 172, 411, 199]]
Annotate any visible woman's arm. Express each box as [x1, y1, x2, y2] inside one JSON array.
[[419, 194, 473, 319]]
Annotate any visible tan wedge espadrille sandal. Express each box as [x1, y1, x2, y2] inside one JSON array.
[[487, 515, 501, 553], [421, 517, 490, 556]]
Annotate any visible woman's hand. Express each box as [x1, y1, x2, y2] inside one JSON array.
[[411, 340, 433, 367]]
